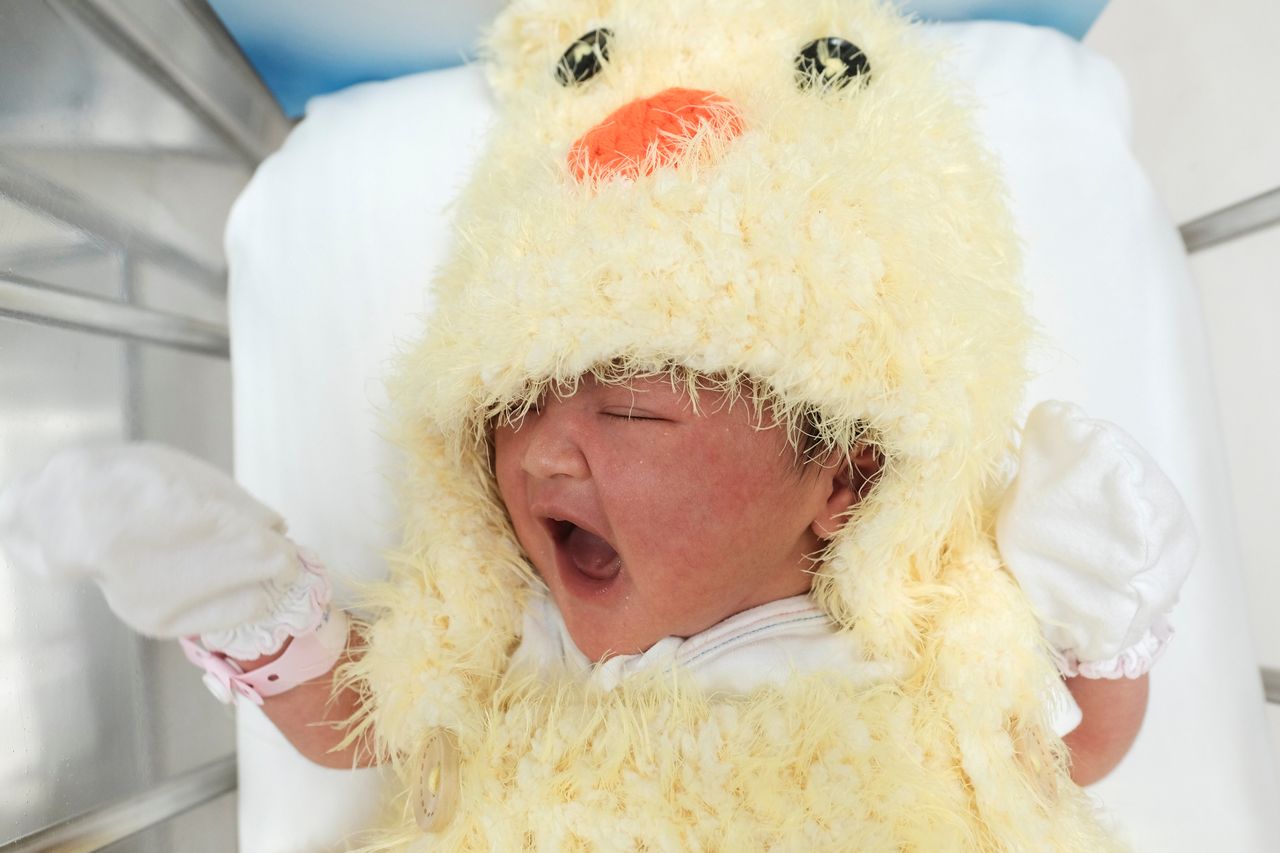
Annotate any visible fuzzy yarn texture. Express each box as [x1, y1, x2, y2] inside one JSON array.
[[568, 87, 744, 181], [340, 0, 1121, 849]]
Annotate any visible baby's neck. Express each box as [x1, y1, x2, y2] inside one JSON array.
[[510, 592, 892, 697]]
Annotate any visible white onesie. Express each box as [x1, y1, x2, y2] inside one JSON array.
[[511, 592, 1083, 736]]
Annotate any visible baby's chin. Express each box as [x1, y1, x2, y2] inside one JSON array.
[[557, 597, 722, 663], [538, 558, 741, 662], [562, 615, 660, 663], [535, 554, 663, 660]]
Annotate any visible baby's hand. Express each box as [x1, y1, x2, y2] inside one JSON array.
[[996, 401, 1197, 679], [0, 443, 346, 703], [0, 443, 303, 639]]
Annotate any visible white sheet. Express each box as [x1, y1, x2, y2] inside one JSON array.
[[225, 21, 1280, 852]]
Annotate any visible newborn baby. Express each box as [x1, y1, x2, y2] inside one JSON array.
[[1, 0, 1194, 849]]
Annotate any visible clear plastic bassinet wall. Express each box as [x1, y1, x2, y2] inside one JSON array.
[[0, 1, 288, 850]]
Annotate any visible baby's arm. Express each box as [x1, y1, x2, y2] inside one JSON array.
[[1062, 673, 1149, 785], [232, 624, 376, 769], [0, 444, 381, 771], [997, 403, 1194, 786]]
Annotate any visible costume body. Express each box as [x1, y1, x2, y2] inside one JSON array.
[[349, 549, 1112, 851], [341, 0, 1123, 848]]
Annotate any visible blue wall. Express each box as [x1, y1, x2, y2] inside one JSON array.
[[209, 1, 1109, 118]]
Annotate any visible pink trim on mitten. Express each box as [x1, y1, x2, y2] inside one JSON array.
[[1053, 613, 1175, 680], [200, 547, 333, 659]]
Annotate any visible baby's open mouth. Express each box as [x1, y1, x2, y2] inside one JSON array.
[[549, 519, 622, 582]]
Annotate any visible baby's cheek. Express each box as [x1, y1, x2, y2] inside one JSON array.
[[641, 468, 774, 566]]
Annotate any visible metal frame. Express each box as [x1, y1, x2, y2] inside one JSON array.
[[0, 757, 236, 853], [0, 272, 229, 357], [1264, 668, 1280, 706], [1180, 186, 1280, 254], [54, 0, 291, 165], [0, 241, 105, 274], [0, 156, 226, 293]]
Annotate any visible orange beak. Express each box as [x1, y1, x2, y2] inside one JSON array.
[[568, 87, 744, 182]]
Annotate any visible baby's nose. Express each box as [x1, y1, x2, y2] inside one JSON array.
[[520, 410, 591, 482], [568, 87, 744, 182]]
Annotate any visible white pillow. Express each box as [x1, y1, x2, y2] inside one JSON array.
[[225, 21, 1280, 852]]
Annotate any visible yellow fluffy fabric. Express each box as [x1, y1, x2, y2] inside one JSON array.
[[341, 0, 1121, 848]]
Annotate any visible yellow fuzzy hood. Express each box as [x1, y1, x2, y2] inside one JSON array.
[[342, 0, 1120, 848]]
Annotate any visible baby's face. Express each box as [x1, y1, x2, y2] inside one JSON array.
[[493, 374, 853, 661]]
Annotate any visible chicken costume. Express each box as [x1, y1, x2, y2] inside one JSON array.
[[343, 0, 1120, 848]]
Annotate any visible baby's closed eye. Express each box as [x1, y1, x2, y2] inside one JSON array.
[[599, 408, 666, 422]]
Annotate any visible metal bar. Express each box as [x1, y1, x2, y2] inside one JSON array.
[[56, 0, 290, 165], [1264, 667, 1280, 706], [0, 241, 105, 274], [0, 157, 225, 292], [173, 0, 281, 100], [120, 252, 146, 440], [0, 756, 236, 853], [0, 273, 229, 358], [1180, 186, 1280, 253]]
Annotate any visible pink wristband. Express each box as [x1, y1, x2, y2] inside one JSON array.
[[180, 606, 350, 705]]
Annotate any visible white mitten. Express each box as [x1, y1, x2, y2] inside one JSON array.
[[0, 443, 329, 660], [997, 401, 1197, 679]]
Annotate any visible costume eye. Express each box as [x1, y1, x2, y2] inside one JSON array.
[[555, 28, 613, 86], [794, 37, 871, 91]]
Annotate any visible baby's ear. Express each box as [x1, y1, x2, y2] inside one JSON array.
[[810, 442, 882, 541], [849, 441, 883, 503]]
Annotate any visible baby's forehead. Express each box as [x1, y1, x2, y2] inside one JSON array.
[[543, 368, 758, 413], [560, 371, 689, 397]]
